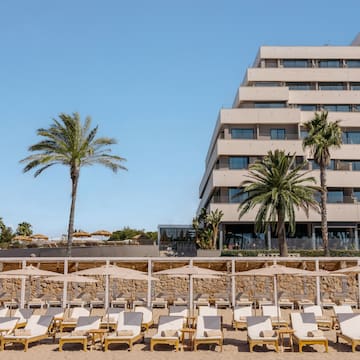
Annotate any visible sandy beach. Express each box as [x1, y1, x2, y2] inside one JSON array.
[[1, 307, 360, 359]]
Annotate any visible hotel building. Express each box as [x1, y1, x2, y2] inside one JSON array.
[[198, 34, 360, 251]]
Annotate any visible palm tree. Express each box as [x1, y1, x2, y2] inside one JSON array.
[[21, 113, 127, 256], [206, 209, 224, 250], [237, 150, 319, 256], [303, 111, 342, 256]]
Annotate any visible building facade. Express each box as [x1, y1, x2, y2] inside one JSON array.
[[198, 35, 360, 251]]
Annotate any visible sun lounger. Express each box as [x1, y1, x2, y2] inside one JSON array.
[[150, 315, 183, 351], [233, 305, 252, 330], [278, 298, 294, 309], [235, 296, 253, 307], [103, 311, 143, 351], [247, 316, 279, 352], [321, 297, 336, 309], [339, 298, 357, 308], [336, 313, 360, 352], [90, 298, 105, 309], [59, 316, 101, 351], [3, 300, 19, 309], [198, 306, 218, 316], [134, 306, 153, 331], [59, 307, 90, 332], [194, 315, 223, 351], [296, 298, 315, 310], [291, 312, 328, 352], [152, 297, 168, 309], [194, 295, 210, 308], [101, 308, 123, 330], [132, 296, 147, 308], [12, 309, 33, 328], [169, 305, 188, 318], [303, 305, 332, 329], [0, 308, 9, 317], [214, 296, 230, 309], [261, 305, 288, 328], [46, 298, 62, 307], [2, 315, 53, 351], [26, 298, 45, 309], [173, 297, 187, 306], [257, 297, 273, 308], [67, 298, 86, 308], [111, 297, 128, 308], [44, 308, 65, 336], [0, 317, 19, 348], [333, 305, 353, 314]]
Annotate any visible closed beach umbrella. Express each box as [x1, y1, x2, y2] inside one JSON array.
[[31, 234, 49, 240], [91, 230, 112, 236], [13, 235, 32, 242], [72, 231, 91, 238], [154, 265, 224, 311]]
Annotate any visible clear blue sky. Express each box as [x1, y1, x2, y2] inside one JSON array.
[[0, 0, 359, 237]]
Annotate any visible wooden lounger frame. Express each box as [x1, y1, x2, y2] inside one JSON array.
[[58, 334, 90, 351], [194, 331, 223, 351], [247, 335, 279, 353], [150, 337, 180, 351], [1, 331, 51, 352], [337, 332, 360, 352], [103, 331, 144, 351], [292, 334, 328, 353]]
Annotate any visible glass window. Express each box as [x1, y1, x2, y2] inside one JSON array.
[[343, 131, 360, 144], [353, 189, 360, 201], [270, 128, 286, 140], [318, 82, 345, 90], [229, 157, 249, 169], [354, 105, 360, 112], [323, 104, 351, 112], [253, 82, 281, 87], [264, 59, 278, 68], [353, 161, 360, 171], [300, 129, 309, 139], [351, 83, 360, 90], [283, 59, 309, 68], [318, 60, 341, 68], [230, 128, 254, 139], [254, 102, 286, 109], [347, 60, 360, 68], [286, 82, 312, 90], [327, 189, 344, 203], [309, 159, 334, 170], [229, 188, 248, 203], [299, 104, 317, 111]]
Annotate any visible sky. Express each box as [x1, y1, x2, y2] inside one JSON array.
[[0, 0, 359, 237]]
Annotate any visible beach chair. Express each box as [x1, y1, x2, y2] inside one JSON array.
[[12, 309, 33, 328], [169, 305, 188, 318], [59, 316, 101, 351], [194, 315, 223, 351], [336, 313, 360, 352], [0, 308, 9, 317], [45, 308, 65, 336], [296, 298, 315, 310], [321, 296, 336, 309], [290, 312, 328, 352], [198, 306, 218, 316], [339, 297, 357, 308], [152, 296, 168, 309], [111, 297, 128, 308], [150, 315, 183, 351], [233, 305, 252, 330], [173, 297, 187, 306], [278, 297, 294, 309], [134, 306, 153, 331], [26, 298, 46, 309], [0, 317, 19, 349], [247, 316, 279, 352], [257, 297, 273, 309], [67, 298, 86, 308], [214, 295, 230, 309], [194, 294, 210, 308], [103, 311, 143, 351], [46, 297, 62, 308], [261, 305, 288, 328], [235, 294, 253, 307], [303, 305, 332, 329], [333, 305, 353, 329], [90, 298, 105, 309], [59, 307, 90, 332], [3, 299, 19, 309], [101, 308, 123, 330], [2, 315, 53, 351]]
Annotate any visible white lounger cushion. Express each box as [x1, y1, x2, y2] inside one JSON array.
[[247, 316, 276, 340], [169, 306, 188, 318], [0, 317, 18, 335], [106, 312, 142, 339], [152, 316, 183, 339], [234, 306, 252, 321], [195, 315, 222, 339], [291, 313, 326, 339], [134, 306, 152, 324], [4, 315, 52, 339], [333, 305, 353, 315], [338, 313, 360, 339], [198, 306, 217, 316], [61, 316, 101, 339]]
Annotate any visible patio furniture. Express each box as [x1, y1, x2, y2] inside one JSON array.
[[150, 315, 183, 351], [233, 305, 252, 330], [134, 306, 153, 331], [247, 316, 279, 352], [303, 305, 332, 329], [336, 313, 360, 352], [194, 315, 223, 351]]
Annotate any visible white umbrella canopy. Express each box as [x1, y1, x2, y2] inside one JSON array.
[[334, 265, 360, 274], [0, 265, 60, 308], [155, 265, 225, 311]]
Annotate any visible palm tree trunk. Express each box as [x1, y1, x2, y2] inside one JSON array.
[[67, 168, 79, 257], [212, 225, 218, 250], [277, 211, 288, 257], [320, 165, 329, 256]]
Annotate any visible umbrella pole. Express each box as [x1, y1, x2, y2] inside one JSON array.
[[105, 274, 109, 310], [62, 259, 68, 308], [189, 274, 193, 316], [315, 260, 321, 305]]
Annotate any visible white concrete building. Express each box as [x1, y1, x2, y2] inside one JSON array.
[[199, 35, 360, 251]]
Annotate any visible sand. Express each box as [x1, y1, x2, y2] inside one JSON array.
[[0, 307, 359, 359]]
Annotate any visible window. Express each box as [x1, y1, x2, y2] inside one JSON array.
[[318, 83, 345, 90], [327, 189, 344, 203], [228, 188, 248, 203], [318, 60, 341, 68], [229, 157, 249, 169], [230, 128, 254, 139], [253, 82, 280, 87], [254, 102, 286, 109], [343, 131, 360, 144], [283, 59, 309, 68], [286, 82, 313, 90], [347, 60, 360, 68], [352, 161, 360, 171], [298, 104, 317, 111], [351, 83, 360, 90], [270, 128, 286, 140], [309, 159, 334, 170], [353, 189, 360, 201], [300, 129, 309, 139], [264, 59, 278, 68], [323, 104, 351, 112]]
